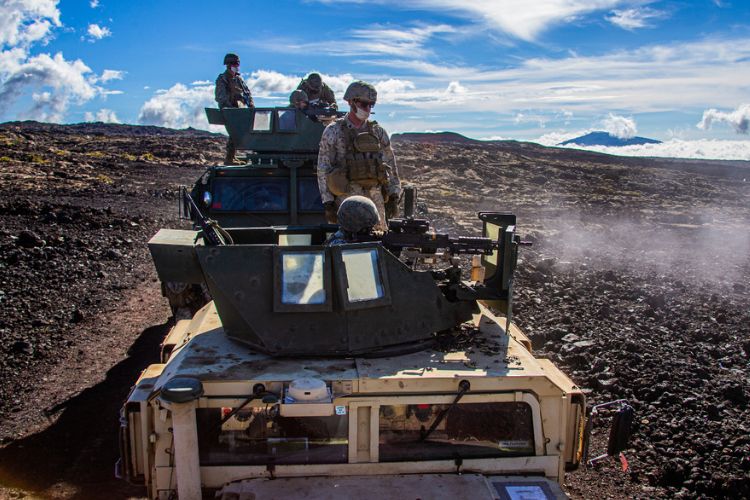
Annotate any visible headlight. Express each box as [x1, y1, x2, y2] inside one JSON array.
[[202, 191, 212, 207]]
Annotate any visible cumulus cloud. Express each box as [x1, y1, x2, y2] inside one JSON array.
[[697, 104, 750, 134], [87, 23, 111, 40], [602, 113, 637, 138], [90, 0, 100, 7], [0, 52, 97, 121], [84, 108, 119, 123], [446, 81, 467, 94], [0, 0, 61, 47], [607, 7, 666, 30], [137, 82, 219, 130]]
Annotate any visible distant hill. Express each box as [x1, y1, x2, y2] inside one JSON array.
[[560, 131, 662, 147], [391, 131, 478, 144]]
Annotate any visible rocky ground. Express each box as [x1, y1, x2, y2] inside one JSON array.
[[0, 122, 748, 499]]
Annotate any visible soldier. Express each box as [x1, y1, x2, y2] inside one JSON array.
[[290, 89, 309, 110], [317, 80, 401, 230], [279, 90, 309, 130], [215, 53, 254, 165], [326, 195, 380, 245], [297, 73, 337, 109]]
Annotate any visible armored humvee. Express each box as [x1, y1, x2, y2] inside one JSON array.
[[118, 106, 630, 499]]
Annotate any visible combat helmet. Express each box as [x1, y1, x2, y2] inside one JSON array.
[[290, 89, 308, 107], [337, 196, 379, 233], [306, 73, 322, 90], [223, 53, 240, 65], [344, 81, 377, 103]]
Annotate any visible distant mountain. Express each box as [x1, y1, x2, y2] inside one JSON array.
[[391, 131, 478, 144], [560, 131, 662, 147]]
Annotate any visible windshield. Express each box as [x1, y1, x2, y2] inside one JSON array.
[[211, 178, 288, 212], [197, 407, 348, 466], [379, 402, 534, 461]]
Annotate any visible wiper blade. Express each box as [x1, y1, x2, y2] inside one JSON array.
[[420, 380, 471, 442]]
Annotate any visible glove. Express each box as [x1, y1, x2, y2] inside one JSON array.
[[385, 196, 399, 219], [324, 201, 338, 224]]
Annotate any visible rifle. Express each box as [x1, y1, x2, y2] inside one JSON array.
[[183, 191, 226, 246]]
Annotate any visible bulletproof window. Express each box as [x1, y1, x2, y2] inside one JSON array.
[[277, 109, 297, 132], [298, 177, 324, 211], [211, 178, 288, 212], [331, 244, 391, 310], [252, 110, 272, 132], [278, 233, 312, 246], [481, 221, 500, 276], [273, 248, 332, 312], [196, 407, 348, 466], [378, 402, 535, 462]]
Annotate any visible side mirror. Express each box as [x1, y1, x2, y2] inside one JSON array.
[[583, 399, 635, 467]]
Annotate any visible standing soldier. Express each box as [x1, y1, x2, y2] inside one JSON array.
[[215, 53, 253, 165], [297, 72, 337, 109], [317, 80, 401, 230]]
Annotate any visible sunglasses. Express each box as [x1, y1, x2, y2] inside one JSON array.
[[355, 99, 375, 108]]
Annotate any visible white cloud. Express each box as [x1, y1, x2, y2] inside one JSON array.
[[137, 82, 221, 130], [84, 108, 119, 123], [319, 0, 635, 41], [191, 79, 211, 85], [446, 81, 466, 94], [554, 138, 750, 161], [697, 104, 750, 134], [90, 0, 100, 7], [602, 113, 637, 138], [245, 69, 299, 95], [0, 0, 61, 48], [87, 23, 111, 40], [607, 7, 666, 30], [0, 52, 97, 122], [247, 23, 454, 58], [100, 69, 124, 82]]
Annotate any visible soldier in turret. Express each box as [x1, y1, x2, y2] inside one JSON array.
[[326, 195, 381, 245], [297, 72, 337, 109], [215, 53, 254, 165], [317, 81, 401, 230]]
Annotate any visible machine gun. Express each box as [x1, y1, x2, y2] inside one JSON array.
[[304, 104, 344, 119], [183, 191, 230, 246], [381, 218, 497, 256]]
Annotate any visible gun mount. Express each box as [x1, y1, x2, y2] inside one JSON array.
[[148, 211, 520, 357]]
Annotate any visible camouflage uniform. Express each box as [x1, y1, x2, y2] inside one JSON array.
[[215, 70, 254, 164], [317, 116, 401, 231], [298, 79, 337, 108]]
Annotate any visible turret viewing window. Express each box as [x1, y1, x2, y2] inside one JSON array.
[[277, 110, 297, 132], [273, 248, 332, 312], [331, 244, 391, 310], [252, 110, 272, 131]]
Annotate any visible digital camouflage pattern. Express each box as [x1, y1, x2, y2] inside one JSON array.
[[343, 80, 377, 102], [215, 70, 253, 164], [336, 195, 380, 233], [298, 78, 337, 108], [317, 116, 401, 231], [215, 70, 253, 109]]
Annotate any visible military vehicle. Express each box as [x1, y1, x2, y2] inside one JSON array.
[[118, 105, 632, 499], [162, 105, 342, 313]]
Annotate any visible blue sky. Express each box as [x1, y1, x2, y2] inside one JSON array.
[[2, 0, 750, 159]]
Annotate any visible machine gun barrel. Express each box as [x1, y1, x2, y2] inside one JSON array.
[[183, 191, 225, 246]]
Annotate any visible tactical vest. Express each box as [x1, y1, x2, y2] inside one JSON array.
[[343, 121, 388, 189]]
